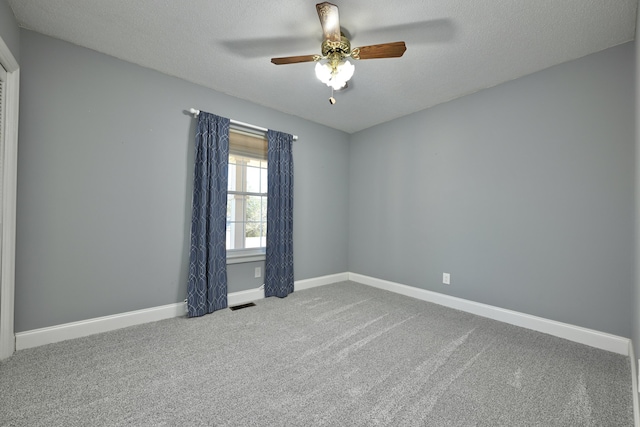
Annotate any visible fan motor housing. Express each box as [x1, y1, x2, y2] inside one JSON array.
[[321, 35, 351, 57]]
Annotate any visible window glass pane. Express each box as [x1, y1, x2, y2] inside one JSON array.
[[228, 163, 237, 192], [260, 222, 267, 247], [229, 221, 245, 250], [246, 166, 261, 193], [245, 196, 262, 222], [227, 194, 241, 221], [261, 169, 268, 193], [226, 222, 236, 250], [245, 223, 261, 248], [245, 222, 260, 237], [246, 158, 262, 168]]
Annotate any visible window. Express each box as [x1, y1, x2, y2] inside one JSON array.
[[226, 129, 268, 260]]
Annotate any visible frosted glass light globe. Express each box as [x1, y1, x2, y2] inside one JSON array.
[[315, 62, 333, 85], [315, 60, 354, 90]]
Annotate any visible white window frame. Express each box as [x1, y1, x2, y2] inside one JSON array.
[[226, 127, 268, 265]]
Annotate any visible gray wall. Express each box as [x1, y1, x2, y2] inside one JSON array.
[[348, 42, 635, 338], [0, 0, 19, 62], [15, 30, 350, 332], [13, 26, 637, 342]]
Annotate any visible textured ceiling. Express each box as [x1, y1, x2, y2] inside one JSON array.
[[7, 0, 638, 133]]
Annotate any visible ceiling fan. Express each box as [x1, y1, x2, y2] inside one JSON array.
[[271, 2, 407, 104]]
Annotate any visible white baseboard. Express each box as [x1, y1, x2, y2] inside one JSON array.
[[295, 272, 349, 291], [349, 273, 630, 356], [15, 302, 187, 351], [16, 271, 627, 357], [14, 272, 350, 351]]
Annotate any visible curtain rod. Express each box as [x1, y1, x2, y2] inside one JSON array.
[[189, 108, 298, 141]]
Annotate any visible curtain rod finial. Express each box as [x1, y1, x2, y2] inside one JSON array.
[[189, 108, 200, 117]]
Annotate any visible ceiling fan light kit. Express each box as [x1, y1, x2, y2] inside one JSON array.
[[271, 2, 407, 105], [315, 60, 354, 90]]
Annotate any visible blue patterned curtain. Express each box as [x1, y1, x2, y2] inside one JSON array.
[[265, 130, 294, 298], [187, 112, 230, 317]]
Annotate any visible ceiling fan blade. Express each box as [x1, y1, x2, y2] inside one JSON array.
[[316, 2, 341, 43], [353, 41, 407, 60], [271, 55, 318, 65]]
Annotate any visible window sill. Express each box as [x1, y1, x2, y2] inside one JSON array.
[[227, 252, 266, 265]]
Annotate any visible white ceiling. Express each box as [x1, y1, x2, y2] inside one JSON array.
[[7, 0, 638, 133]]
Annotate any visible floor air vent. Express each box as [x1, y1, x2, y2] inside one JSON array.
[[229, 302, 256, 311]]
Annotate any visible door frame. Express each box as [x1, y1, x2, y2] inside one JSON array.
[[0, 35, 19, 360]]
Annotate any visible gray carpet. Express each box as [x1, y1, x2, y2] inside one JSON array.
[[0, 281, 633, 426]]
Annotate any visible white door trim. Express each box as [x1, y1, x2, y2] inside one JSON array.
[[0, 35, 19, 361]]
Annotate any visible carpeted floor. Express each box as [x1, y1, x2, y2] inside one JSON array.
[[0, 281, 634, 426]]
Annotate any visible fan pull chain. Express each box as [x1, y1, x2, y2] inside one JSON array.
[[329, 87, 336, 105]]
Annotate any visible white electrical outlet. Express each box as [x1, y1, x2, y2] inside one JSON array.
[[443, 272, 451, 285], [254, 267, 261, 278]]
